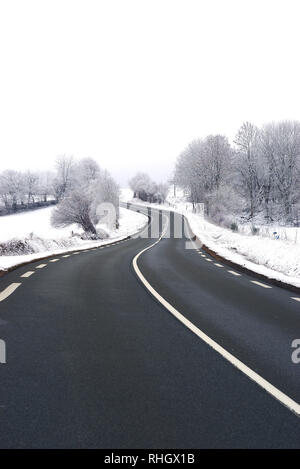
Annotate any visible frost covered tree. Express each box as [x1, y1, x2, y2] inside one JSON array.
[[174, 136, 232, 214], [0, 170, 24, 210], [129, 172, 169, 204], [234, 122, 262, 219], [53, 155, 75, 201], [90, 170, 120, 228], [75, 157, 101, 187], [23, 171, 39, 206], [51, 158, 119, 237], [129, 172, 152, 200], [259, 121, 300, 222], [174, 120, 300, 226], [51, 189, 97, 235], [156, 182, 169, 203], [37, 171, 55, 202]]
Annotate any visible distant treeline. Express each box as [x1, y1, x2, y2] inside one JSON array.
[[0, 199, 56, 217], [174, 121, 300, 227]]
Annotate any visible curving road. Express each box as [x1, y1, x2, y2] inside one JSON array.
[[0, 205, 299, 448]]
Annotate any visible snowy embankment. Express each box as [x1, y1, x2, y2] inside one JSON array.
[[0, 205, 148, 271], [120, 188, 300, 289]]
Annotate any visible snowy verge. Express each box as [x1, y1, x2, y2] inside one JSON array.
[[187, 214, 300, 289], [0, 206, 148, 272], [120, 188, 300, 290]]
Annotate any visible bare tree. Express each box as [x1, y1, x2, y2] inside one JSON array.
[[51, 159, 120, 236], [259, 121, 300, 221], [53, 155, 75, 201], [23, 171, 39, 206], [234, 122, 261, 218], [51, 190, 97, 235], [129, 172, 152, 200], [75, 157, 101, 188], [0, 170, 24, 210], [37, 171, 55, 202]]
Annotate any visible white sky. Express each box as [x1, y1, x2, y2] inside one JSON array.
[[1, 0, 300, 184]]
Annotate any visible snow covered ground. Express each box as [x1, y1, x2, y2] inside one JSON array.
[[0, 205, 148, 271], [120, 187, 300, 288]]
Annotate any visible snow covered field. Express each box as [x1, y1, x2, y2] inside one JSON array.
[[0, 205, 147, 271], [120, 188, 300, 288]]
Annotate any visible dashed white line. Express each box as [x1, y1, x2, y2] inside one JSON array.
[[62, 255, 71, 258], [251, 280, 272, 289], [36, 264, 47, 269], [0, 283, 21, 302], [21, 271, 35, 278], [205, 258, 212, 262], [228, 270, 241, 277], [132, 214, 300, 416], [49, 259, 60, 263], [214, 263, 224, 268], [291, 297, 300, 303]]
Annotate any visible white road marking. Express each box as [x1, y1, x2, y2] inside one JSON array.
[[49, 259, 59, 262], [73, 252, 79, 255], [214, 263, 224, 268], [36, 264, 47, 269], [251, 280, 272, 289], [62, 255, 71, 258], [291, 297, 300, 303], [132, 214, 300, 416], [21, 271, 35, 278], [205, 258, 212, 262], [228, 270, 241, 276], [0, 283, 21, 302]]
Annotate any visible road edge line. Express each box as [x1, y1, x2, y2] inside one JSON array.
[[132, 215, 300, 417]]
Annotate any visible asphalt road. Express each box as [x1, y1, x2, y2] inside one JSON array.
[[0, 205, 299, 448]]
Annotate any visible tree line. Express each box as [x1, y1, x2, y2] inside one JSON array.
[[129, 172, 169, 204], [0, 155, 120, 238], [0, 169, 55, 214], [174, 121, 300, 227]]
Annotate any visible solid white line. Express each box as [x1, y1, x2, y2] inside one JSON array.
[[0, 283, 21, 302], [21, 271, 35, 278], [49, 259, 59, 262], [36, 264, 47, 269], [291, 297, 300, 303], [132, 215, 300, 416], [214, 263, 224, 268], [228, 270, 241, 277], [251, 280, 272, 289]]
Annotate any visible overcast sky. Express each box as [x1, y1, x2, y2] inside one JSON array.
[[1, 0, 300, 184]]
